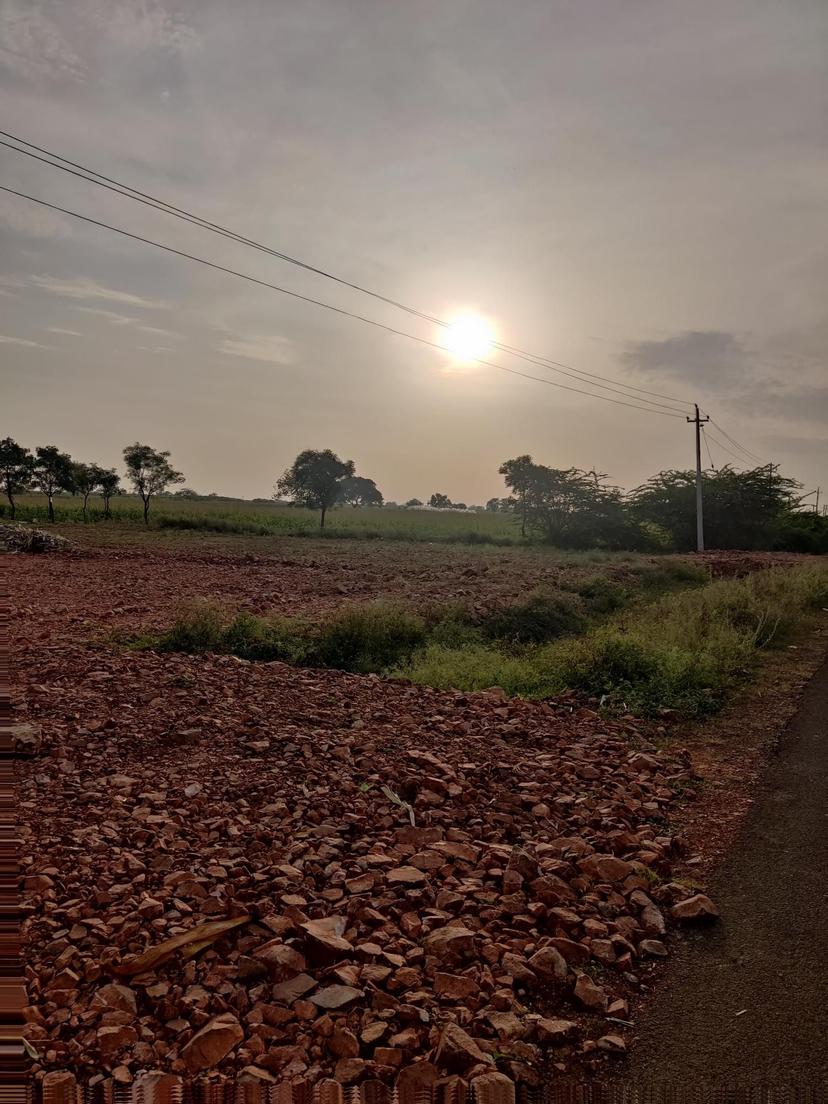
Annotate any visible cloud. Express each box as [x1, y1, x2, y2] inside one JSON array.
[[46, 327, 82, 336], [620, 331, 752, 389], [136, 345, 173, 354], [0, 194, 72, 239], [137, 324, 181, 338], [30, 275, 166, 309], [0, 0, 197, 83], [0, 1, 86, 81], [0, 333, 52, 349], [219, 335, 295, 365], [74, 306, 136, 325]]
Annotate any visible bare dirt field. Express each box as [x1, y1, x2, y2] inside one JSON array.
[[7, 531, 819, 1090]]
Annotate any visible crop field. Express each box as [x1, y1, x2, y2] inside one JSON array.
[[6, 523, 825, 1090], [5, 493, 522, 543]]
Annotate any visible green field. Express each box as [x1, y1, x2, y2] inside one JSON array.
[[3, 493, 521, 544]]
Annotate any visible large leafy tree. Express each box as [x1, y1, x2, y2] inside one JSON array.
[[123, 443, 185, 525], [629, 466, 801, 550], [97, 468, 121, 520], [0, 437, 34, 520], [32, 445, 75, 523], [429, 493, 452, 509], [500, 459, 643, 549], [337, 475, 384, 508], [276, 449, 355, 528], [72, 462, 108, 522], [498, 454, 535, 537]]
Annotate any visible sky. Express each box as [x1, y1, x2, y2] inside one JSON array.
[[1, 0, 826, 505]]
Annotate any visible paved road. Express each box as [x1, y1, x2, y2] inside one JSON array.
[[622, 655, 828, 1085]]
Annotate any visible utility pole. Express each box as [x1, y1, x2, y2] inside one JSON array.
[[815, 487, 820, 515], [687, 404, 710, 552]]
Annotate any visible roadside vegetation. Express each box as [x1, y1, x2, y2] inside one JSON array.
[[137, 560, 828, 719]]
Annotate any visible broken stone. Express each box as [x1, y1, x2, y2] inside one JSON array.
[[435, 1023, 493, 1073], [182, 1012, 244, 1073], [309, 985, 363, 1010], [671, 893, 719, 924], [573, 973, 608, 1012]]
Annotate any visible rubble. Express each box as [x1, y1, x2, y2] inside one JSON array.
[[10, 541, 722, 1087]]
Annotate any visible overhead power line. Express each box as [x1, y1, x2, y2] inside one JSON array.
[[0, 184, 687, 419], [703, 429, 750, 466], [0, 128, 693, 415], [705, 416, 766, 464], [700, 426, 716, 470]]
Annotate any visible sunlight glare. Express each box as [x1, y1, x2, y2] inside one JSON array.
[[441, 313, 495, 364]]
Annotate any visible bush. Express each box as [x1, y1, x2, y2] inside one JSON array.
[[479, 590, 586, 645], [314, 601, 427, 673], [573, 574, 627, 614], [161, 600, 227, 652], [404, 563, 828, 717]]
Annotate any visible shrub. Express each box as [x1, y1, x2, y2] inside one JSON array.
[[314, 601, 427, 673], [573, 574, 627, 614], [479, 590, 586, 645], [161, 600, 227, 652]]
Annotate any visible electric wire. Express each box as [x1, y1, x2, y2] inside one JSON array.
[[701, 426, 716, 470], [0, 130, 694, 413], [0, 183, 688, 419], [703, 429, 751, 466], [705, 416, 766, 464]]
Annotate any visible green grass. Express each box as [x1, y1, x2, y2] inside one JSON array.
[[139, 561, 711, 687], [138, 560, 828, 720], [401, 564, 828, 716], [2, 493, 521, 545]]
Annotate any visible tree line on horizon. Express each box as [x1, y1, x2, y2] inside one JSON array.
[[1, 437, 824, 552]]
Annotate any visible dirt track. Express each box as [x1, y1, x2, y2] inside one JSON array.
[[623, 655, 828, 1084]]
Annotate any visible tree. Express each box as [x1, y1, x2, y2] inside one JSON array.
[[276, 449, 355, 528], [629, 466, 802, 551], [429, 493, 452, 509], [404, 498, 423, 508], [97, 468, 121, 520], [174, 488, 200, 499], [123, 443, 185, 525], [499, 454, 536, 537], [337, 475, 384, 508], [72, 462, 106, 522], [509, 461, 644, 549], [32, 445, 75, 523], [0, 437, 34, 520]]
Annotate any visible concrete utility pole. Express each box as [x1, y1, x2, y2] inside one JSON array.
[[687, 404, 710, 552]]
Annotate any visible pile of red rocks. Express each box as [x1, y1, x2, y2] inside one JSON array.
[[17, 641, 715, 1088]]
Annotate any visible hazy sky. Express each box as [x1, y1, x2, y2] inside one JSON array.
[[1, 0, 825, 504]]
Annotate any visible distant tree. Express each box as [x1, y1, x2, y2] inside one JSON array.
[[404, 498, 423, 508], [32, 445, 75, 523], [429, 493, 452, 509], [0, 437, 34, 520], [72, 462, 107, 522], [338, 475, 384, 508], [276, 449, 355, 528], [97, 468, 121, 520], [486, 496, 514, 513], [384, 501, 399, 509], [513, 462, 643, 549], [499, 454, 536, 537], [123, 443, 185, 525], [174, 488, 200, 499], [629, 466, 801, 551], [454, 502, 468, 511]]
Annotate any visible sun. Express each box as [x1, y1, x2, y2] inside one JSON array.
[[441, 313, 495, 363]]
